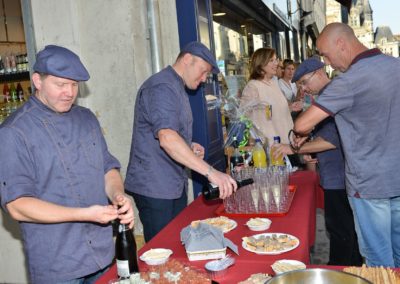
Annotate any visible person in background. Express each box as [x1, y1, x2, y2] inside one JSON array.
[[239, 48, 293, 148], [275, 59, 284, 79], [278, 59, 297, 102], [294, 22, 400, 267], [278, 59, 303, 117], [0, 45, 134, 284], [125, 41, 237, 242], [274, 57, 362, 266]]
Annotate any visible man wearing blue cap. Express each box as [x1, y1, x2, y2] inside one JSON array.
[[273, 57, 362, 266], [125, 41, 237, 242], [294, 23, 400, 267], [0, 45, 134, 283]]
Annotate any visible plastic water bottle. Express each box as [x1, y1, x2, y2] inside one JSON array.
[[252, 139, 267, 168], [270, 136, 285, 166]]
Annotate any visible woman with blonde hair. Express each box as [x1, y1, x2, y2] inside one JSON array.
[[278, 59, 304, 118], [240, 48, 293, 148]]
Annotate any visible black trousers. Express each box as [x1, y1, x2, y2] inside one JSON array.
[[128, 190, 187, 243], [324, 189, 363, 266]]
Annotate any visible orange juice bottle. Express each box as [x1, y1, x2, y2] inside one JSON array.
[[252, 139, 267, 168], [270, 136, 285, 166]]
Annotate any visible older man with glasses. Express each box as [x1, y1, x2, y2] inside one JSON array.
[[273, 57, 362, 266]]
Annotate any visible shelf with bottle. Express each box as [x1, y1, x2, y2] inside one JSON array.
[[0, 82, 29, 124], [0, 71, 30, 83], [0, 53, 30, 83]]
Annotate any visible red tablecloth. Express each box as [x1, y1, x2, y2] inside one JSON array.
[[97, 170, 321, 284]]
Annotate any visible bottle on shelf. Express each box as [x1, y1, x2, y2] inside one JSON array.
[[5, 55, 11, 74], [0, 56, 5, 75], [16, 82, 25, 105], [230, 136, 244, 176], [9, 83, 18, 113], [202, 178, 254, 200], [252, 138, 267, 169], [115, 221, 139, 279], [24, 53, 29, 71], [270, 136, 285, 166], [10, 54, 17, 73], [2, 83, 9, 99]]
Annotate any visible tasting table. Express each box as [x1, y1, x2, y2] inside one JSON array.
[[97, 170, 322, 284]]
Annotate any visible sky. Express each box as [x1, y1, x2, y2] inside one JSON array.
[[369, 0, 400, 34]]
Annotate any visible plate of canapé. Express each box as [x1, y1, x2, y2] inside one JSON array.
[[242, 233, 299, 255]]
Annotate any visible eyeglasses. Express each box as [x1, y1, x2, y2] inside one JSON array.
[[298, 71, 317, 88]]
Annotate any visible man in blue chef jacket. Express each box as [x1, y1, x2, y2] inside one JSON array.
[[125, 42, 237, 242], [0, 45, 134, 284]]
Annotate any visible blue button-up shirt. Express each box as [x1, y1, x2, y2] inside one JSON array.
[[125, 66, 193, 199], [0, 95, 120, 283], [314, 117, 345, 190], [315, 49, 400, 198]]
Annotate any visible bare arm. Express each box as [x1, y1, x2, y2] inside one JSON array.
[[158, 129, 237, 198], [105, 169, 134, 228], [273, 137, 336, 157], [294, 105, 329, 135], [297, 137, 336, 153], [5, 169, 131, 225], [6, 197, 118, 224]]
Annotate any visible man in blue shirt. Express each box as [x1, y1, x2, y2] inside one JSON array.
[[125, 42, 237, 242], [294, 23, 400, 267], [274, 57, 362, 266], [0, 45, 134, 283]]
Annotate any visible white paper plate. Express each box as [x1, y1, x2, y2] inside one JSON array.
[[199, 217, 238, 233], [246, 218, 272, 231], [139, 248, 173, 265], [271, 259, 306, 274], [242, 233, 300, 255]]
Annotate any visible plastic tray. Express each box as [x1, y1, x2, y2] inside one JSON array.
[[215, 185, 297, 218]]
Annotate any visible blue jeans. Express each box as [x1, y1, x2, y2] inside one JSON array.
[[129, 190, 187, 242], [348, 196, 400, 267], [55, 265, 109, 284]]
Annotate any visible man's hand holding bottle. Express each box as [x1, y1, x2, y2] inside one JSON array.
[[206, 167, 237, 199]]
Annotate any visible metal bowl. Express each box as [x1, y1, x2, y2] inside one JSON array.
[[265, 268, 372, 284]]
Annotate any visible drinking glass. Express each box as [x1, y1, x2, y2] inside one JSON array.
[[260, 181, 270, 213], [270, 173, 281, 212], [250, 184, 260, 213]]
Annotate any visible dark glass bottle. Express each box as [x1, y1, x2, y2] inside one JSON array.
[[0, 56, 4, 75], [16, 83, 24, 103], [9, 83, 18, 113], [230, 136, 244, 176], [202, 178, 254, 200], [115, 222, 139, 279]]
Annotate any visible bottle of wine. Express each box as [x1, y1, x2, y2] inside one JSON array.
[[115, 221, 139, 279], [202, 178, 254, 200]]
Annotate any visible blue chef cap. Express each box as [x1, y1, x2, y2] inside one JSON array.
[[292, 57, 325, 83], [33, 45, 90, 81], [181, 41, 220, 74]]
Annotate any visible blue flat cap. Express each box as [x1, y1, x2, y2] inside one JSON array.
[[181, 41, 220, 74], [33, 45, 90, 81], [292, 57, 324, 83]]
